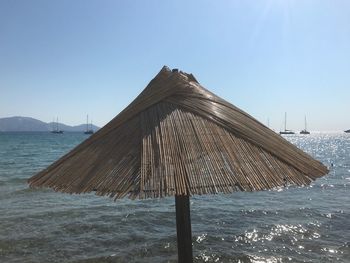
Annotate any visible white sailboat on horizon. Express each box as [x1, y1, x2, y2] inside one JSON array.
[[51, 117, 63, 134], [300, 116, 310, 135], [84, 115, 94, 135], [279, 112, 295, 135]]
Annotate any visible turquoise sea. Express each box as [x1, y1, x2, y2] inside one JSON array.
[[0, 132, 349, 263]]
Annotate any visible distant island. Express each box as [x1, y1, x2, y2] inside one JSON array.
[[0, 116, 100, 132]]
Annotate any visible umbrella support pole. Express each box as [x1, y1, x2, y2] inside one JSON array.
[[175, 195, 193, 263]]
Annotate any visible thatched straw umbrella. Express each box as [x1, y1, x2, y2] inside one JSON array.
[[29, 66, 328, 262]]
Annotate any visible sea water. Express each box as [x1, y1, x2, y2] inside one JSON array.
[[0, 132, 349, 263]]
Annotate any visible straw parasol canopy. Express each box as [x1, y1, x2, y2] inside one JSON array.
[[29, 66, 328, 262]]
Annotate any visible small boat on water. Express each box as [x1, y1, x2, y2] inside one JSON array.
[[345, 129, 350, 133], [51, 117, 64, 134], [300, 116, 310, 135], [300, 130, 310, 135], [84, 115, 94, 135], [52, 130, 64, 134], [280, 112, 295, 135]]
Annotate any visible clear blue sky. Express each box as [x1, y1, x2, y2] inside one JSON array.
[[1, 0, 349, 131]]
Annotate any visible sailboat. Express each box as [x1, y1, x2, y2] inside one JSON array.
[[51, 117, 64, 134], [84, 115, 94, 134], [300, 116, 310, 134], [279, 112, 295, 135]]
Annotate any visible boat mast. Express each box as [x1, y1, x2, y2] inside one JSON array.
[[304, 116, 307, 131], [86, 115, 89, 132], [284, 112, 287, 131]]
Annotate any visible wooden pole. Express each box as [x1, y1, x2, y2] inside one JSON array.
[[175, 195, 193, 263]]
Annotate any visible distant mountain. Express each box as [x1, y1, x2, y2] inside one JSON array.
[[0, 116, 100, 132], [0, 117, 48, 132]]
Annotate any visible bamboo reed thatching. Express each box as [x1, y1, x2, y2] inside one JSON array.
[[28, 66, 328, 199]]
